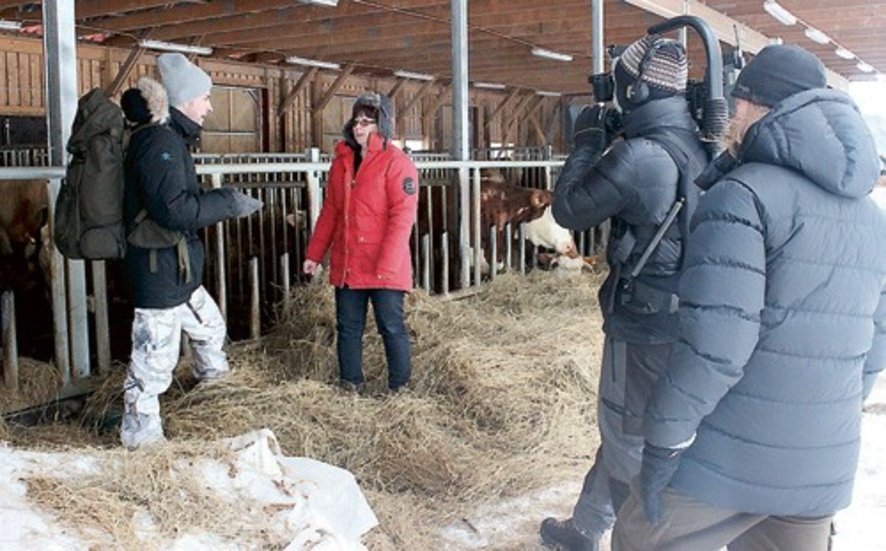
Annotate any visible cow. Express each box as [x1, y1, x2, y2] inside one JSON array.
[[0, 179, 50, 293], [415, 168, 594, 294], [0, 179, 54, 360]]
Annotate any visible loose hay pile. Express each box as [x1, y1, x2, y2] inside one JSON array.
[[16, 270, 608, 549]]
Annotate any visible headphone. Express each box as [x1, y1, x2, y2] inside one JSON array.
[[626, 38, 671, 104]]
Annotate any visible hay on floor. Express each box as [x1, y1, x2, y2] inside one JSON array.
[[15, 269, 608, 548]]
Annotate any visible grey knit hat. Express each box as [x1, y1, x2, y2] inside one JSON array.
[[157, 53, 212, 107], [732, 44, 827, 108], [614, 35, 687, 109]]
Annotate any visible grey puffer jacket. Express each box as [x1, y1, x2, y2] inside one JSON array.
[[645, 88, 886, 517], [553, 96, 707, 344], [123, 78, 239, 308]]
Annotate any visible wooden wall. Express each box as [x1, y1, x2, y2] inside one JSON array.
[[0, 35, 566, 156]]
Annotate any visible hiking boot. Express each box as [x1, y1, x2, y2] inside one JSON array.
[[539, 517, 599, 551]]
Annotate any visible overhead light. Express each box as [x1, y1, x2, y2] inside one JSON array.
[[531, 47, 573, 62], [0, 20, 22, 31], [835, 47, 855, 60], [139, 39, 212, 56], [857, 61, 875, 73], [393, 69, 434, 81], [803, 27, 830, 45], [474, 82, 507, 90], [536, 90, 562, 97], [763, 1, 797, 26], [299, 0, 339, 5], [286, 55, 340, 70]]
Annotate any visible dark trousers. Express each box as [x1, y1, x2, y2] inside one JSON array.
[[335, 287, 411, 390], [612, 479, 834, 550]]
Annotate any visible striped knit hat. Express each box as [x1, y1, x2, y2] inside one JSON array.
[[614, 35, 687, 110]]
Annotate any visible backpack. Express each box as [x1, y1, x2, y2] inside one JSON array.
[[54, 88, 128, 259], [55, 88, 187, 274]]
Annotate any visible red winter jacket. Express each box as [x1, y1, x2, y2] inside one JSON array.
[[306, 134, 419, 291]]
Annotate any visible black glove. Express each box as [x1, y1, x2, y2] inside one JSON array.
[[230, 190, 263, 219], [640, 442, 684, 525], [572, 105, 614, 152]]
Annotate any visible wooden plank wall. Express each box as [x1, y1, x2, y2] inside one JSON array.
[[0, 35, 565, 156]]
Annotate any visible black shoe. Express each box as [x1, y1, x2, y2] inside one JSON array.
[[539, 517, 599, 551], [338, 380, 365, 394]]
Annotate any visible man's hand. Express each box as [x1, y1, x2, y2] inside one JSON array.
[[572, 104, 617, 152], [230, 190, 263, 218], [640, 442, 684, 525]]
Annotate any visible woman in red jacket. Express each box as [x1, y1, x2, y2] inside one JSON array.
[[303, 92, 419, 393]]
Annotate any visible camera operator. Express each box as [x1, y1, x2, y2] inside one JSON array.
[[540, 34, 709, 551]]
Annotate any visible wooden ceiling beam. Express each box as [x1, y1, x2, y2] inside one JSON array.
[[80, 0, 333, 32], [278, 66, 318, 117]]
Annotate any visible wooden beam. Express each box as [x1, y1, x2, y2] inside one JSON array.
[[313, 62, 355, 114], [483, 88, 520, 128], [502, 94, 541, 145], [387, 78, 407, 102], [396, 78, 436, 138], [105, 44, 146, 97], [278, 66, 317, 117]]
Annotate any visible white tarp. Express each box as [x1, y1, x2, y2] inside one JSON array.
[[0, 429, 377, 550]]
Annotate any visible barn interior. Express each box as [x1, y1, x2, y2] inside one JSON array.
[[0, 1, 884, 548]]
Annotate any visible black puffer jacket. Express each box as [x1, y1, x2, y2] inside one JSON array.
[[553, 96, 707, 343], [122, 79, 238, 308], [646, 89, 886, 517]]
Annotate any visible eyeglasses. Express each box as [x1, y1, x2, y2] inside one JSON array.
[[353, 117, 377, 127]]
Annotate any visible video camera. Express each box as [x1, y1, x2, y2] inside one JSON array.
[[587, 16, 730, 158]]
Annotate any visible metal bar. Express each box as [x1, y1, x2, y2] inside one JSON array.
[[249, 257, 260, 340], [91, 261, 111, 375], [2, 291, 18, 391]]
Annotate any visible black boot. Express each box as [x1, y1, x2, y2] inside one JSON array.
[[539, 517, 599, 551]]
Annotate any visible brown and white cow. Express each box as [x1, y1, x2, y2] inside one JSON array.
[[415, 168, 593, 293]]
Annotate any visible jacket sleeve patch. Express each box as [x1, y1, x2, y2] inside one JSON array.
[[402, 177, 417, 195]]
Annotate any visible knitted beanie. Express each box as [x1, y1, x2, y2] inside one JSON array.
[[732, 44, 827, 108], [156, 53, 212, 107], [614, 35, 688, 110]]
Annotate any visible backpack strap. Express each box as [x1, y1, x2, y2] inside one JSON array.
[[132, 207, 191, 282], [626, 131, 704, 277], [606, 131, 703, 315]]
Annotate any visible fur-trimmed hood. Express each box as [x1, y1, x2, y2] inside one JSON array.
[[121, 77, 170, 126]]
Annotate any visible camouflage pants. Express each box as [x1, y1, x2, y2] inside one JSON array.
[[120, 286, 228, 449]]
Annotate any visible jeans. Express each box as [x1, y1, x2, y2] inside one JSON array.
[[335, 287, 411, 390]]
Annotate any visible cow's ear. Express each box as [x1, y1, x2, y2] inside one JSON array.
[[530, 190, 553, 208]]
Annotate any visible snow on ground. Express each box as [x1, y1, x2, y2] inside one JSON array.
[[440, 376, 886, 551]]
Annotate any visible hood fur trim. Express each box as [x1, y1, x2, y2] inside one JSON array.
[[136, 77, 170, 124]]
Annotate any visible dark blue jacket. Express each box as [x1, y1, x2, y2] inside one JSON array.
[[646, 89, 886, 516], [123, 105, 237, 308], [553, 96, 707, 344]]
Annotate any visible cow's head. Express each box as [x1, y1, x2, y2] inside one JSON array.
[[523, 202, 577, 257]]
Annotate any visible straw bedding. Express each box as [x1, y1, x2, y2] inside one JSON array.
[[9, 269, 608, 549]]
